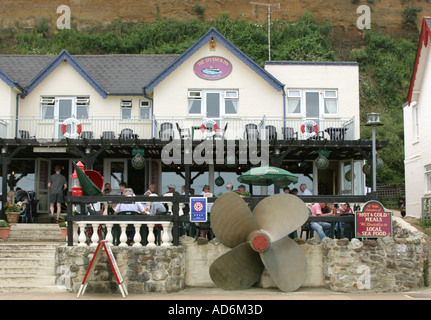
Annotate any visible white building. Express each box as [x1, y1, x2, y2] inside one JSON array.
[[0, 27, 381, 218], [404, 17, 431, 218]]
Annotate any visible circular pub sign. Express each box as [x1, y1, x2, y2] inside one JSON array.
[[194, 56, 232, 80]]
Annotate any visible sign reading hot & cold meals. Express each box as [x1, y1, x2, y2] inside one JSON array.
[[355, 200, 392, 238]]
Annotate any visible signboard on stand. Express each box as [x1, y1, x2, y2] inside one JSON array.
[[190, 197, 207, 222], [355, 200, 392, 238], [77, 240, 127, 298]]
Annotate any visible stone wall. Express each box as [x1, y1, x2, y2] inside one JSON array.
[[55, 246, 185, 294], [323, 217, 429, 293], [55, 217, 429, 294]]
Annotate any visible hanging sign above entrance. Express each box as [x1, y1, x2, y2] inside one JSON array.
[[194, 56, 232, 80]]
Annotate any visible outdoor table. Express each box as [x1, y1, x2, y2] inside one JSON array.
[[308, 214, 354, 238], [324, 127, 347, 140]]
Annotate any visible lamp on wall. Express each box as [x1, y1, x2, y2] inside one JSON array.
[[210, 37, 216, 50], [365, 113, 383, 196]]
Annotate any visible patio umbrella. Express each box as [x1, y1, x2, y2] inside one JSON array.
[[72, 162, 104, 197], [237, 166, 298, 187]]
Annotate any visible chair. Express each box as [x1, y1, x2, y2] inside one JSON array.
[[324, 127, 348, 141], [265, 125, 277, 140], [300, 222, 314, 240], [195, 221, 214, 241], [244, 123, 258, 140], [176, 123, 191, 140], [119, 128, 138, 139], [214, 123, 228, 140], [154, 210, 169, 245], [113, 211, 139, 246], [101, 131, 115, 139], [282, 127, 298, 140], [159, 122, 174, 141], [19, 130, 30, 139], [80, 131, 93, 139]]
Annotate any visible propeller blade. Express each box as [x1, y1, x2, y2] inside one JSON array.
[[260, 236, 307, 292], [252, 194, 309, 242], [209, 242, 264, 290], [210, 192, 260, 248]]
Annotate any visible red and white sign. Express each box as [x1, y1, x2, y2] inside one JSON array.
[[77, 240, 127, 298]]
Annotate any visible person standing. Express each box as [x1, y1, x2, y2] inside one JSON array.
[[48, 165, 67, 223]]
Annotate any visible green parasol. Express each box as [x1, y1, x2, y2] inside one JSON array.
[[237, 166, 298, 187], [72, 162, 103, 196]]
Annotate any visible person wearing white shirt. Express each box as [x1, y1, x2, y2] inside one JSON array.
[[300, 183, 312, 195]]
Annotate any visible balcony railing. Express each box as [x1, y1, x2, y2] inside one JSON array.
[[0, 115, 356, 141]]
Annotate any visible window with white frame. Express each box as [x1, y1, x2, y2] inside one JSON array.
[[426, 165, 431, 193], [287, 90, 301, 114], [224, 90, 238, 114], [188, 91, 202, 114], [121, 99, 132, 119], [286, 89, 338, 115], [323, 90, 338, 114], [41, 96, 89, 119], [187, 90, 239, 116], [76, 97, 89, 119], [139, 100, 151, 119], [41, 97, 55, 119]]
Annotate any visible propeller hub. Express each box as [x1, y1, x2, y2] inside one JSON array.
[[251, 233, 270, 252]]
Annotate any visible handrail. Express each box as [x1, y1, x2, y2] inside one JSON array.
[[66, 194, 374, 246]]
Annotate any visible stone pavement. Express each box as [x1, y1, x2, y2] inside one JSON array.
[[2, 286, 431, 300]]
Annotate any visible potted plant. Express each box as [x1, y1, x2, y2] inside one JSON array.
[[4, 202, 22, 223], [0, 220, 11, 238], [59, 221, 67, 238]]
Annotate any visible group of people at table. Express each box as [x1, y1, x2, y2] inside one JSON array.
[[284, 184, 355, 240], [102, 181, 354, 241]]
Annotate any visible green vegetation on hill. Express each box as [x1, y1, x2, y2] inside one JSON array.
[[0, 13, 419, 185]]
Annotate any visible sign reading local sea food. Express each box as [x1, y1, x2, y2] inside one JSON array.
[[355, 200, 392, 238], [194, 56, 232, 80]]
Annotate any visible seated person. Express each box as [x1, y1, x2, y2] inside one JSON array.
[[148, 193, 167, 216], [338, 202, 354, 239], [310, 202, 333, 240], [339, 202, 353, 215], [114, 188, 147, 215]]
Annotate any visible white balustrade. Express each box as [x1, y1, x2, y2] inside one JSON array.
[[73, 221, 174, 247]]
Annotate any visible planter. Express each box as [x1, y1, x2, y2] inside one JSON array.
[[60, 227, 67, 239], [6, 212, 20, 223], [0, 227, 10, 238]]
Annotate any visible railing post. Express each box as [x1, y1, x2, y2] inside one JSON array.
[[172, 194, 180, 246], [67, 194, 74, 246]]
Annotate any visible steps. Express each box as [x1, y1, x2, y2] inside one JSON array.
[[8, 223, 65, 242], [0, 224, 68, 293]]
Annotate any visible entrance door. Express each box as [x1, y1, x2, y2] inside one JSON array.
[[55, 98, 74, 138], [36, 158, 50, 213], [103, 159, 128, 194], [205, 91, 221, 119], [340, 160, 354, 195], [204, 90, 224, 131], [305, 91, 320, 123]]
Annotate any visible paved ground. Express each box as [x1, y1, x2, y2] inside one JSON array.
[[2, 286, 431, 300]]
